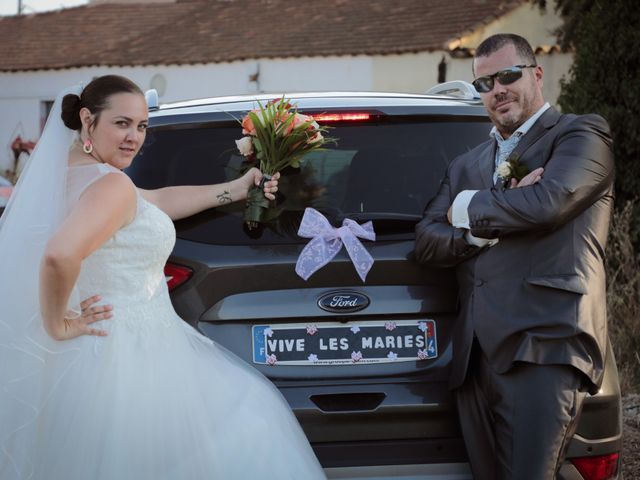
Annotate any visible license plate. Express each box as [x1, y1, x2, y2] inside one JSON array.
[[252, 320, 437, 366]]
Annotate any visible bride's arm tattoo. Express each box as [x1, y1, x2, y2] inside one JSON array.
[[216, 189, 232, 204]]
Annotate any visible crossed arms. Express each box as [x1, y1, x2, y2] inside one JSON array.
[[414, 114, 614, 268]]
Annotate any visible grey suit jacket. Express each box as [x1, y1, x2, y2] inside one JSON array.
[[415, 107, 614, 393]]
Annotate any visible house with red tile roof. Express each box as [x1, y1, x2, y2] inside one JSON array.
[[0, 0, 570, 175]]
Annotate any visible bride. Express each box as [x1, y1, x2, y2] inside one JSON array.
[[0, 75, 326, 479]]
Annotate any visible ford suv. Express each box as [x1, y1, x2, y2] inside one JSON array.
[[127, 83, 622, 479]]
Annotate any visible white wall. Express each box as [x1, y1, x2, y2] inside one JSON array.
[[0, 46, 571, 173], [448, 0, 572, 105], [457, 0, 563, 50], [371, 51, 443, 93], [0, 58, 375, 172], [537, 52, 572, 109], [257, 56, 373, 93]]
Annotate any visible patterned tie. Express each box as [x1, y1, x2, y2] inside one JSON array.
[[493, 133, 522, 186]]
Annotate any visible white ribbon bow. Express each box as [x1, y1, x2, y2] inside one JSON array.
[[295, 208, 376, 282]]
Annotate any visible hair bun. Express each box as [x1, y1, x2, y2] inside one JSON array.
[[61, 93, 83, 130]]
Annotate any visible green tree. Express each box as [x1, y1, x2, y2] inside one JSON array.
[[536, 0, 640, 236], [531, 0, 640, 392], [534, 0, 640, 392]]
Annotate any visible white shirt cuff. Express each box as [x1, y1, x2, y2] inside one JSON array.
[[451, 190, 478, 229]]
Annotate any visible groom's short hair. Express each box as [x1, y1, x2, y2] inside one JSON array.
[[473, 34, 537, 74]]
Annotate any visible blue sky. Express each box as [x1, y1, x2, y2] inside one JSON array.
[[0, 0, 88, 16]]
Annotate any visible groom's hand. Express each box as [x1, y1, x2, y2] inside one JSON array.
[[510, 167, 544, 188]]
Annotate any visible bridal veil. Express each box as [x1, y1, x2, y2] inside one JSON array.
[[0, 85, 83, 478]]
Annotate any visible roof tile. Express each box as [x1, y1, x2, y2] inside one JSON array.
[[0, 0, 523, 71]]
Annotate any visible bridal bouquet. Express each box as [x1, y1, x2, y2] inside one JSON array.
[[235, 97, 333, 229]]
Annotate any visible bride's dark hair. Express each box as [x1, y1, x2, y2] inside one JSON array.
[[61, 75, 143, 131]]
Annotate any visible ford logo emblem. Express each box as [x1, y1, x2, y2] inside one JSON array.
[[317, 291, 370, 313]]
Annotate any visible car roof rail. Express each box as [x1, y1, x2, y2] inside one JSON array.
[[145, 89, 159, 111], [426, 80, 480, 100]]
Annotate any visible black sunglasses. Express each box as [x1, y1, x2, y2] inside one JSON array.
[[472, 64, 537, 93]]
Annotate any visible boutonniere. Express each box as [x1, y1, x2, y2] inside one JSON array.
[[496, 152, 529, 183]]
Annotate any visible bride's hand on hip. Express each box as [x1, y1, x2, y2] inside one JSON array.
[[58, 295, 113, 340]]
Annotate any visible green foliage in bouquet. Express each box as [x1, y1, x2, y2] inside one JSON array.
[[235, 97, 334, 229]]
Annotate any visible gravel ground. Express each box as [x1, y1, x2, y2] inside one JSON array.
[[622, 394, 640, 479]]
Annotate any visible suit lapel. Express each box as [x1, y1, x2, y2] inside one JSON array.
[[470, 108, 560, 190], [512, 107, 561, 171], [477, 140, 497, 189]]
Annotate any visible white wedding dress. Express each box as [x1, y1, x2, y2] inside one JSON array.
[[2, 163, 325, 480]]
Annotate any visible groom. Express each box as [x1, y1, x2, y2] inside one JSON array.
[[415, 33, 614, 479]]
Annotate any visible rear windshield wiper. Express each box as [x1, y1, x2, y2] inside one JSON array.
[[338, 212, 422, 233], [341, 212, 422, 222]]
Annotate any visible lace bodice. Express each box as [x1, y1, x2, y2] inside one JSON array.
[[66, 164, 176, 308]]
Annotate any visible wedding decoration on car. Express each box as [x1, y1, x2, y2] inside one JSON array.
[[235, 98, 333, 230], [295, 207, 376, 282]]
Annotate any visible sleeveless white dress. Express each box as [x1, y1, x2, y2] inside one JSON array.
[[15, 163, 325, 480]]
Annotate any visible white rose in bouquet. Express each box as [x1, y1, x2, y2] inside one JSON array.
[[236, 97, 335, 230], [235, 136, 254, 156]]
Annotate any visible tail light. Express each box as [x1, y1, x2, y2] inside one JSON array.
[[164, 262, 193, 291], [571, 453, 619, 480], [313, 112, 371, 122]]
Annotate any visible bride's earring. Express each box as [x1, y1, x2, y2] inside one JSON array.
[[83, 139, 93, 154]]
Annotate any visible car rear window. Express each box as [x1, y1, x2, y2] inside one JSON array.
[[128, 117, 491, 244]]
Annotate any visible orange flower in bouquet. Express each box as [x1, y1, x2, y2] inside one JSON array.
[[235, 97, 334, 229]]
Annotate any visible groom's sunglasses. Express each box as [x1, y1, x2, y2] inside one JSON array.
[[472, 64, 537, 93]]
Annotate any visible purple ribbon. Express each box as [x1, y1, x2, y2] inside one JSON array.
[[295, 208, 376, 282]]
